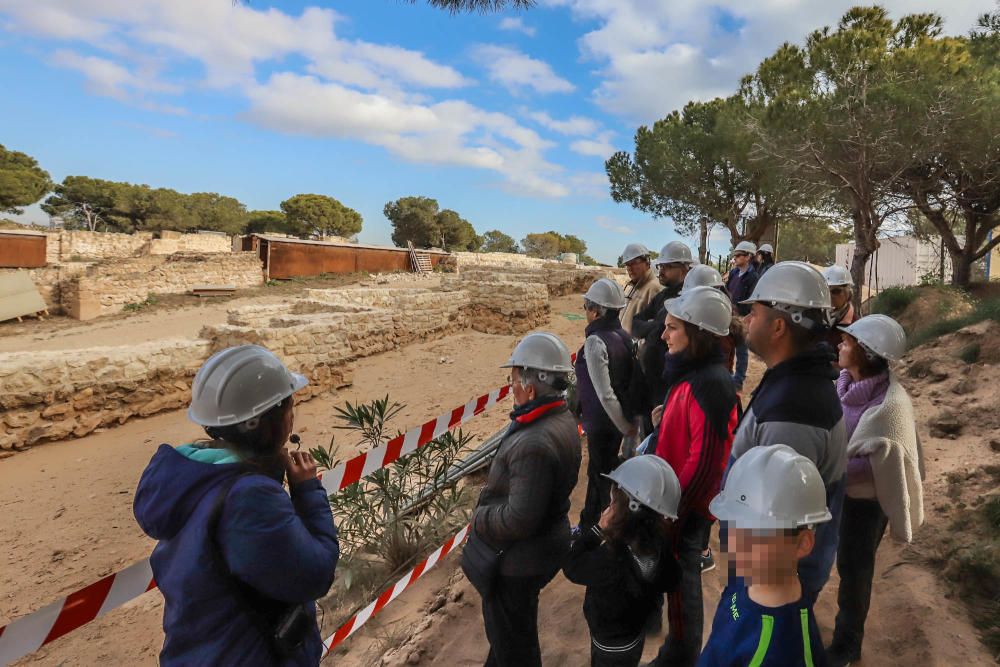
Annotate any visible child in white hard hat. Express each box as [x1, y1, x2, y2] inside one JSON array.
[[698, 445, 830, 667], [563, 455, 682, 667]]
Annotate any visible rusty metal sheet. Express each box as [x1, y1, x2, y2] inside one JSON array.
[[266, 239, 434, 279], [0, 234, 47, 268]]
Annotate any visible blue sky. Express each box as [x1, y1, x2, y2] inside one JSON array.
[[0, 0, 985, 264]]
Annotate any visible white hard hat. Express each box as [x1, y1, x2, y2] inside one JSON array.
[[839, 314, 907, 362], [621, 243, 650, 264], [655, 241, 694, 266], [733, 240, 757, 254], [681, 264, 724, 293], [500, 332, 573, 373], [740, 261, 832, 328], [603, 455, 681, 519], [709, 444, 832, 530], [188, 345, 308, 427], [584, 277, 627, 309], [666, 286, 732, 336], [822, 265, 854, 287], [758, 243, 774, 255]]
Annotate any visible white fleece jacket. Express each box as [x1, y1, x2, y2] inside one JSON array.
[[846, 374, 926, 542]]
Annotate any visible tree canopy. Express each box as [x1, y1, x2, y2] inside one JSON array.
[[479, 229, 518, 253], [384, 196, 480, 251], [0, 144, 51, 214], [280, 194, 363, 239]]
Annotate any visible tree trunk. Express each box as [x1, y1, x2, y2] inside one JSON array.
[[949, 246, 974, 287], [698, 217, 709, 263], [848, 207, 877, 313]]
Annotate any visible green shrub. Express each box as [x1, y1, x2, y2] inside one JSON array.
[[870, 286, 920, 317], [909, 296, 1000, 348], [957, 342, 982, 364]]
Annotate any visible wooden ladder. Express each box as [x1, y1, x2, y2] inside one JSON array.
[[408, 241, 433, 273]]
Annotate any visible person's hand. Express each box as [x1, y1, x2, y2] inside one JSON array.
[[598, 502, 618, 532], [284, 449, 318, 486], [625, 424, 638, 439], [651, 404, 664, 428]]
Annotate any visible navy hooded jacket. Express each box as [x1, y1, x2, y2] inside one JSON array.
[[134, 444, 340, 666]]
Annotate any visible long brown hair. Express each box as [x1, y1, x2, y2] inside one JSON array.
[[681, 321, 725, 364], [602, 485, 672, 557]]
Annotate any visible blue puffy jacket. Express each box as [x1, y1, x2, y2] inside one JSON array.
[[134, 444, 340, 666]]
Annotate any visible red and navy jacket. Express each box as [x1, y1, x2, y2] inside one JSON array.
[[655, 360, 739, 520]]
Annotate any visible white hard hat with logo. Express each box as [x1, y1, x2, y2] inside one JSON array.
[[666, 286, 732, 336], [732, 240, 757, 255], [584, 277, 628, 309], [500, 332, 573, 373], [621, 243, 650, 264], [839, 314, 907, 361], [740, 261, 832, 328], [603, 455, 682, 519], [823, 265, 854, 287], [681, 265, 724, 293], [709, 444, 832, 530], [655, 241, 694, 266], [188, 345, 308, 427]]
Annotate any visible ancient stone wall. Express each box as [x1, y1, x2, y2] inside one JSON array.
[[148, 232, 231, 255], [0, 263, 93, 314], [0, 339, 210, 449], [63, 252, 263, 320], [45, 230, 233, 262], [451, 252, 558, 270]]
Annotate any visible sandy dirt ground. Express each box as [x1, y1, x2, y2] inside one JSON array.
[[1, 288, 996, 666]]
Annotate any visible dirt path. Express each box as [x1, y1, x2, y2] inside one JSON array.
[[1, 291, 994, 666]]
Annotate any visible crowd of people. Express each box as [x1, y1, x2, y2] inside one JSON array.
[[133, 239, 925, 667], [466, 240, 925, 667]]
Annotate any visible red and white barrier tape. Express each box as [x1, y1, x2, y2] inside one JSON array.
[[0, 386, 509, 666], [320, 385, 509, 493], [322, 524, 470, 655]]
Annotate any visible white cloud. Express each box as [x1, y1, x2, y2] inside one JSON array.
[[499, 17, 536, 37], [570, 132, 616, 158], [526, 110, 599, 136], [473, 44, 574, 94], [595, 215, 633, 234], [545, 0, 989, 123], [245, 73, 567, 198], [50, 49, 187, 114]]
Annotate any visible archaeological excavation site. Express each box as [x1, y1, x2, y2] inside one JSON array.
[[0, 231, 998, 667]]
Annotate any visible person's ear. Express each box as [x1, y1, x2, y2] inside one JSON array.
[[796, 529, 816, 559]]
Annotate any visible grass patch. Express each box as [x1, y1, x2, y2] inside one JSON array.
[[870, 286, 921, 317], [122, 294, 159, 312], [957, 342, 982, 364], [908, 296, 1000, 348]]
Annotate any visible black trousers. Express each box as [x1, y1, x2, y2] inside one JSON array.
[[580, 423, 622, 527], [652, 514, 712, 667], [591, 635, 645, 667], [482, 571, 556, 667], [832, 497, 888, 653]]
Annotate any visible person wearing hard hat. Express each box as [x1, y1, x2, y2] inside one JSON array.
[[647, 287, 740, 667], [681, 265, 746, 400], [630, 241, 696, 431], [756, 243, 775, 277], [698, 445, 831, 667], [134, 345, 340, 666], [826, 315, 925, 667], [563, 456, 682, 666], [464, 332, 581, 667], [575, 278, 643, 527], [729, 261, 847, 604], [724, 240, 759, 392], [620, 243, 664, 334], [823, 265, 859, 355]]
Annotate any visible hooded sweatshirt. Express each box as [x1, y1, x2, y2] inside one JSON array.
[[134, 444, 340, 666]]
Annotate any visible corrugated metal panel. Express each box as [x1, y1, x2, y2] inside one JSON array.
[[835, 235, 954, 288], [0, 233, 47, 268]]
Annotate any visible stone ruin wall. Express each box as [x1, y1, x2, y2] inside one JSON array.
[[61, 252, 264, 320], [0, 261, 604, 451], [46, 230, 232, 262]]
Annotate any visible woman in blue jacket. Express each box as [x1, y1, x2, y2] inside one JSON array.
[[134, 345, 340, 666]]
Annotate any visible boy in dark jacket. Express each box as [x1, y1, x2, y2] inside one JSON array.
[[699, 445, 830, 667], [564, 455, 682, 667]]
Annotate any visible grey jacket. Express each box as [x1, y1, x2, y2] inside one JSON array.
[[473, 403, 582, 576]]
